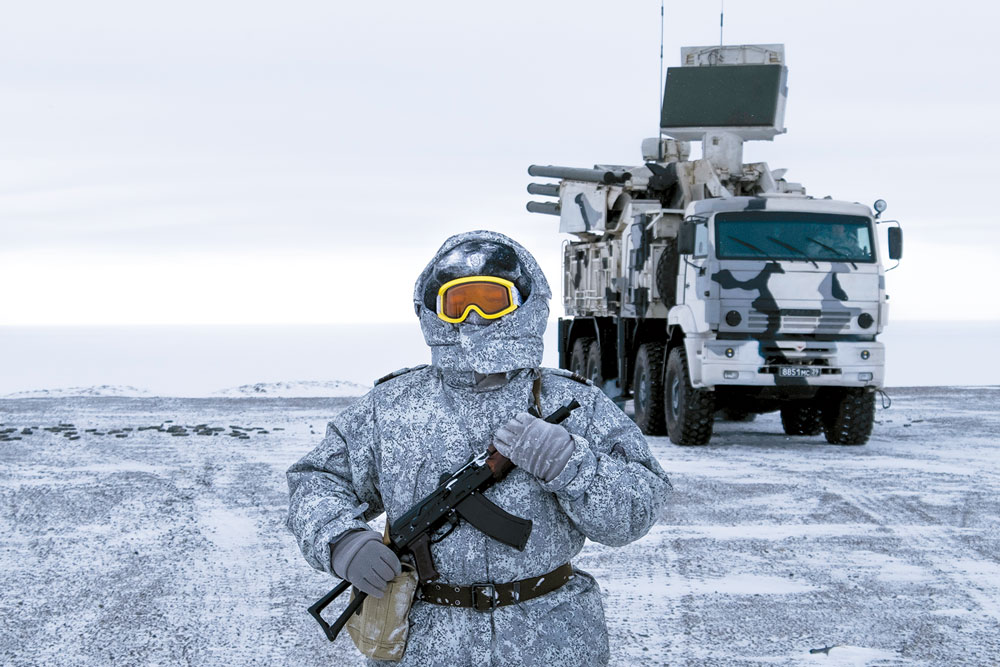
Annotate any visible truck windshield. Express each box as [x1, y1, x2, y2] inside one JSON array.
[[715, 212, 874, 263]]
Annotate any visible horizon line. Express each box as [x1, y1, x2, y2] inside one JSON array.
[[2, 319, 1000, 328]]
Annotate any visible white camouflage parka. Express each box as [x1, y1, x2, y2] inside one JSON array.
[[286, 230, 672, 666]]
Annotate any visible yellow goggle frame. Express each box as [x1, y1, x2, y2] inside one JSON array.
[[436, 275, 521, 323]]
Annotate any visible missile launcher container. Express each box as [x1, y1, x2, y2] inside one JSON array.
[[527, 44, 903, 446]]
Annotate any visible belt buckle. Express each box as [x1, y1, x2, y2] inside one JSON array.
[[471, 583, 497, 612]]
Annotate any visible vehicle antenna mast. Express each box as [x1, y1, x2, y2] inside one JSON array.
[[720, 0, 725, 46], [658, 0, 665, 160]]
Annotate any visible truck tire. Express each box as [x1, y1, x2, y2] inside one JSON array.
[[821, 389, 875, 445], [569, 337, 592, 377], [632, 343, 666, 435], [664, 347, 715, 445], [780, 404, 822, 435], [585, 339, 603, 389]]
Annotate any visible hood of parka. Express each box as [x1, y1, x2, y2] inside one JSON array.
[[414, 230, 551, 374]]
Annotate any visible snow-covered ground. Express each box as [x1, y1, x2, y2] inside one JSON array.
[[1, 387, 998, 666]]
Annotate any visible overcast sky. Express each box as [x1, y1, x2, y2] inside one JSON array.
[[2, 1, 998, 325]]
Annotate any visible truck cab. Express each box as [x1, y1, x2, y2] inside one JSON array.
[[676, 196, 886, 391]]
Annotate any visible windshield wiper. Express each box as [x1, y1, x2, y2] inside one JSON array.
[[806, 237, 857, 269], [767, 236, 818, 268], [727, 236, 781, 263]]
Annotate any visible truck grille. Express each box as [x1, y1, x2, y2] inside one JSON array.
[[762, 344, 833, 366], [747, 310, 853, 333]]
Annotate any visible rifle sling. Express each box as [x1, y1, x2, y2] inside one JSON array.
[[531, 375, 543, 416]]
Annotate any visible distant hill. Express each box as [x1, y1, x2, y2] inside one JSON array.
[[3, 380, 370, 399], [3, 385, 152, 398], [212, 380, 368, 398]]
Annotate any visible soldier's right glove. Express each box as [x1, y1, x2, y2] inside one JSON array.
[[493, 411, 576, 482], [330, 529, 402, 599]]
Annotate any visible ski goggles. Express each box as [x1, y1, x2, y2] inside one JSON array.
[[436, 276, 522, 323]]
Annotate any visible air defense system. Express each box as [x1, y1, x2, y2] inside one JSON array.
[[527, 44, 903, 446]]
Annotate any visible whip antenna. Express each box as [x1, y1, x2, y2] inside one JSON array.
[[658, 0, 664, 160], [720, 0, 724, 46]]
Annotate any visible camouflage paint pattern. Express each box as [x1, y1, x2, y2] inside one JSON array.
[[559, 195, 884, 389], [286, 230, 672, 666], [693, 200, 878, 385]]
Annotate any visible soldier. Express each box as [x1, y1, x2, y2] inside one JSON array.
[[809, 222, 866, 258], [286, 230, 671, 666]]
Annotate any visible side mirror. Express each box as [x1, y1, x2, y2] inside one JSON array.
[[678, 223, 696, 255], [887, 227, 903, 260]]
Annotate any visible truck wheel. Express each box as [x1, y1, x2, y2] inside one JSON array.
[[632, 343, 666, 435], [821, 389, 875, 445], [569, 337, 592, 377], [585, 339, 603, 389], [780, 404, 822, 435], [664, 347, 715, 445]]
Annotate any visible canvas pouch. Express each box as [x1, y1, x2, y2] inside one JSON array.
[[345, 526, 418, 661]]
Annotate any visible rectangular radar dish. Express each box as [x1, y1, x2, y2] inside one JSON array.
[[660, 44, 787, 141]]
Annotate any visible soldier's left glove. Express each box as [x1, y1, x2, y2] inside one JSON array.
[[493, 412, 575, 482]]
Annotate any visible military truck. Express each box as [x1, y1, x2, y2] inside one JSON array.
[[526, 44, 903, 446]]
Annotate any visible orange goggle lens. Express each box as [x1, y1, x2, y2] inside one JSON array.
[[436, 276, 520, 323]]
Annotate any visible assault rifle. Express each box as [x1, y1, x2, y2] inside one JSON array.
[[307, 399, 581, 642]]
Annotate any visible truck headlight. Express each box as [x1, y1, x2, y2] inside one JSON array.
[[860, 350, 870, 360], [725, 310, 742, 326], [725, 347, 735, 358], [858, 313, 874, 329]]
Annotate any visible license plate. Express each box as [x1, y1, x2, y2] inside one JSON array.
[[778, 366, 821, 378]]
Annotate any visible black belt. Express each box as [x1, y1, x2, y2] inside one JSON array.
[[418, 563, 574, 612]]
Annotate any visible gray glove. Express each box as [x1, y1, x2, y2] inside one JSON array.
[[493, 412, 575, 482], [330, 529, 401, 598]]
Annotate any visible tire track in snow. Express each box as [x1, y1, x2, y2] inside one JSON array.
[[817, 480, 1000, 624]]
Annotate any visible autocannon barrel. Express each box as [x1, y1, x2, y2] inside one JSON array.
[[527, 164, 630, 185], [526, 201, 560, 216], [527, 183, 559, 197]]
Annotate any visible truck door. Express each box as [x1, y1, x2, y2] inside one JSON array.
[[681, 219, 709, 305]]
